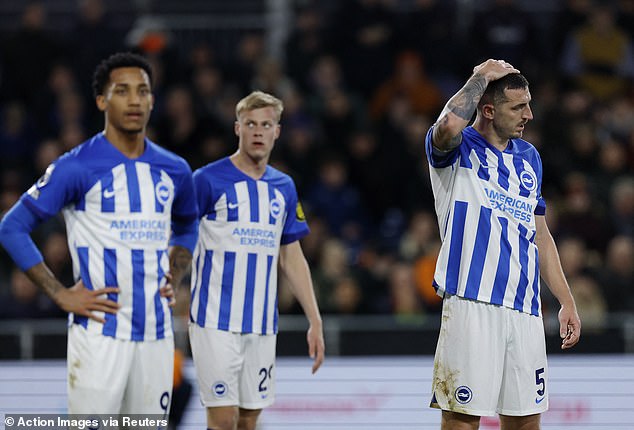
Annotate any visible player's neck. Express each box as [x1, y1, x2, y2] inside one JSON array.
[[104, 128, 146, 159], [472, 121, 509, 152], [230, 151, 268, 180]]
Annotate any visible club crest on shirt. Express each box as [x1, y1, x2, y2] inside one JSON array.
[[155, 180, 173, 206], [296, 202, 306, 222], [520, 170, 538, 192], [270, 198, 283, 219]]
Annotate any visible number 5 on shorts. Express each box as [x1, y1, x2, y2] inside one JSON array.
[[535, 367, 546, 403]]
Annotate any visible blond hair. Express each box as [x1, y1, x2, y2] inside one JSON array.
[[235, 90, 284, 122]]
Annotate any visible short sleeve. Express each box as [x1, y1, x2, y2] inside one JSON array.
[[280, 181, 310, 245], [21, 155, 86, 218], [425, 126, 460, 168]]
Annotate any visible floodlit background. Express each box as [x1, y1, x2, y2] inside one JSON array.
[[0, 1, 633, 428]]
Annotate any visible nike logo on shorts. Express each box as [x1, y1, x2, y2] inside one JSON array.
[[535, 396, 545, 404]]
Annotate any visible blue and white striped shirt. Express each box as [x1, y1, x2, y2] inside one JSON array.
[[425, 126, 546, 316], [190, 157, 309, 334], [19, 133, 198, 340]]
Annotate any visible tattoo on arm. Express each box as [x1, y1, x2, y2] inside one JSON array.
[[169, 246, 192, 287], [448, 73, 488, 120], [25, 263, 65, 302]]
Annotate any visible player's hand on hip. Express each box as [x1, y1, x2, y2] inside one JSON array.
[[473, 59, 520, 83], [307, 324, 325, 374], [559, 305, 581, 350], [57, 280, 120, 323], [160, 273, 176, 307]]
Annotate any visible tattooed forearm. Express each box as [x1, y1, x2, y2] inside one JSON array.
[[25, 263, 65, 302], [168, 245, 193, 286], [447, 73, 488, 120], [432, 72, 488, 151]]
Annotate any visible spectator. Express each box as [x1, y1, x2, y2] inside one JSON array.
[[609, 176, 634, 237], [560, 2, 634, 101], [388, 261, 423, 317], [557, 172, 612, 252], [305, 154, 368, 244], [569, 275, 607, 332], [69, 0, 125, 100], [595, 235, 634, 312], [369, 50, 444, 122], [312, 238, 352, 313], [0, 268, 63, 319], [329, 0, 398, 98], [0, 2, 64, 106], [470, 0, 542, 76], [0, 101, 39, 169], [399, 0, 465, 95], [284, 5, 328, 92]]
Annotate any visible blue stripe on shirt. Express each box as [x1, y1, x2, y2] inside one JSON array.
[[154, 249, 166, 339], [150, 168, 165, 213], [125, 162, 142, 213], [445, 201, 468, 295], [241, 253, 257, 333], [268, 184, 277, 225], [226, 187, 239, 222], [75, 247, 91, 328], [101, 173, 115, 213], [464, 206, 492, 300], [131, 249, 145, 340], [218, 251, 236, 330], [473, 146, 490, 181], [196, 250, 213, 326], [496, 152, 510, 191], [189, 253, 199, 323], [530, 246, 540, 316], [459, 148, 472, 169], [261, 254, 273, 334], [247, 181, 259, 223], [103, 248, 118, 337], [273, 285, 279, 333], [490, 217, 511, 305], [512, 155, 531, 197], [513, 224, 530, 311]]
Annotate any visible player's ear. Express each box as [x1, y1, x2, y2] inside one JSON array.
[[274, 123, 281, 139], [482, 103, 495, 119], [234, 121, 240, 137], [96, 95, 107, 112]]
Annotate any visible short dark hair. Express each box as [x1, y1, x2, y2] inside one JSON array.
[[480, 73, 529, 107], [92, 52, 153, 98]]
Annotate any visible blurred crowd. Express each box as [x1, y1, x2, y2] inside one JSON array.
[[0, 0, 632, 331]]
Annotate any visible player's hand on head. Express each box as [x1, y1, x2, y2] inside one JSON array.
[[473, 59, 520, 82], [57, 280, 120, 323], [307, 325, 325, 374], [160, 273, 176, 307]]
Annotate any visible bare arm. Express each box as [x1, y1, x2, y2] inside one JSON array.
[[432, 59, 520, 151], [278, 241, 325, 373], [535, 215, 581, 349], [161, 245, 193, 307], [25, 262, 120, 323]]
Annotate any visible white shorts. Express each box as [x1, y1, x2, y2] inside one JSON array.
[[67, 324, 174, 415], [189, 324, 276, 410], [430, 295, 548, 417]]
